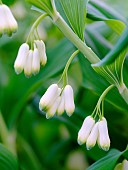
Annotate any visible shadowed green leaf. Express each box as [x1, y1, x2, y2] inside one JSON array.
[[87, 149, 123, 170]]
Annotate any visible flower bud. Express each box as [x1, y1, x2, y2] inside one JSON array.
[[46, 97, 61, 119], [32, 48, 40, 75], [39, 84, 59, 110], [57, 91, 65, 116], [77, 116, 95, 145], [64, 85, 75, 116], [98, 117, 110, 151], [86, 122, 99, 150], [14, 43, 29, 74], [35, 40, 47, 66], [24, 50, 33, 78], [0, 4, 18, 36], [122, 160, 128, 170]]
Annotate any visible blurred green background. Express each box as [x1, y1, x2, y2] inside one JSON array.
[[0, 0, 128, 170]]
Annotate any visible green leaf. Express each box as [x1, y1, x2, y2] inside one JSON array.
[[87, 1, 126, 35], [92, 48, 128, 87], [87, 149, 123, 170], [79, 53, 128, 113], [26, 0, 54, 17], [60, 0, 87, 40], [0, 144, 18, 170], [92, 28, 128, 66]]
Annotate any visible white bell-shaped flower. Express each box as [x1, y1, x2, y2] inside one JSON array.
[[39, 84, 59, 110], [24, 50, 33, 78], [57, 91, 65, 116], [64, 85, 75, 116], [78, 116, 95, 145], [32, 47, 40, 75], [98, 117, 110, 151], [34, 40, 47, 66], [0, 4, 18, 36], [46, 97, 61, 119], [14, 43, 29, 74], [86, 122, 99, 150]]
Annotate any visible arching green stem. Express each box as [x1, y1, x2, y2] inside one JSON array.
[[58, 50, 79, 86], [26, 13, 48, 44]]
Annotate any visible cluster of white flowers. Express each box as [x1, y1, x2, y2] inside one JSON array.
[[39, 84, 75, 119], [0, 4, 18, 36], [78, 116, 110, 151], [14, 40, 47, 77]]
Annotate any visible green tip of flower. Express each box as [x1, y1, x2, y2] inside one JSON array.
[[77, 139, 83, 145]]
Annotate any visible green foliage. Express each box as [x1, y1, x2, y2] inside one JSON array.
[[60, 0, 87, 40], [0, 0, 128, 170], [0, 144, 18, 170]]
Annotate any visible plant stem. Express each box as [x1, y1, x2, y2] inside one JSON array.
[[54, 14, 100, 64], [26, 13, 48, 44], [118, 83, 128, 104], [0, 111, 16, 155], [97, 85, 115, 106], [58, 50, 79, 86]]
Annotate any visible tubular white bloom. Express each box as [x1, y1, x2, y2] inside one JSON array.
[[122, 160, 128, 170], [57, 91, 65, 116], [64, 85, 75, 116], [24, 50, 33, 78], [46, 97, 61, 119], [0, 4, 18, 36], [14, 43, 29, 74], [86, 122, 99, 150], [34, 40, 47, 66], [32, 48, 40, 75], [98, 117, 110, 151], [77, 116, 95, 145], [39, 84, 59, 110]]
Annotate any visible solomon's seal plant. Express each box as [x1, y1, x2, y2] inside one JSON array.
[[0, 0, 128, 169]]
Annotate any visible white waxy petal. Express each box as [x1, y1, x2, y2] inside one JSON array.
[[122, 160, 128, 170], [24, 50, 33, 78], [14, 43, 29, 74], [0, 5, 8, 35], [86, 122, 99, 150], [0, 5, 18, 36], [77, 116, 95, 145], [64, 85, 75, 116], [39, 84, 59, 110], [32, 48, 40, 75], [98, 117, 110, 151], [35, 40, 47, 66], [57, 91, 65, 116], [46, 97, 61, 119]]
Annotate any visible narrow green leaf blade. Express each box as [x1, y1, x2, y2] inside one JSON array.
[[92, 28, 128, 66], [60, 0, 87, 40], [0, 144, 18, 170], [87, 149, 123, 170]]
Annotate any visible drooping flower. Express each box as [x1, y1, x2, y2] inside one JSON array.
[[14, 40, 47, 77], [0, 4, 18, 36], [63, 85, 75, 117], [86, 122, 99, 150], [98, 117, 110, 151], [77, 116, 95, 145], [34, 40, 47, 66], [14, 43, 29, 74], [24, 50, 33, 78], [39, 84, 75, 118], [39, 84, 59, 111], [32, 47, 40, 75]]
